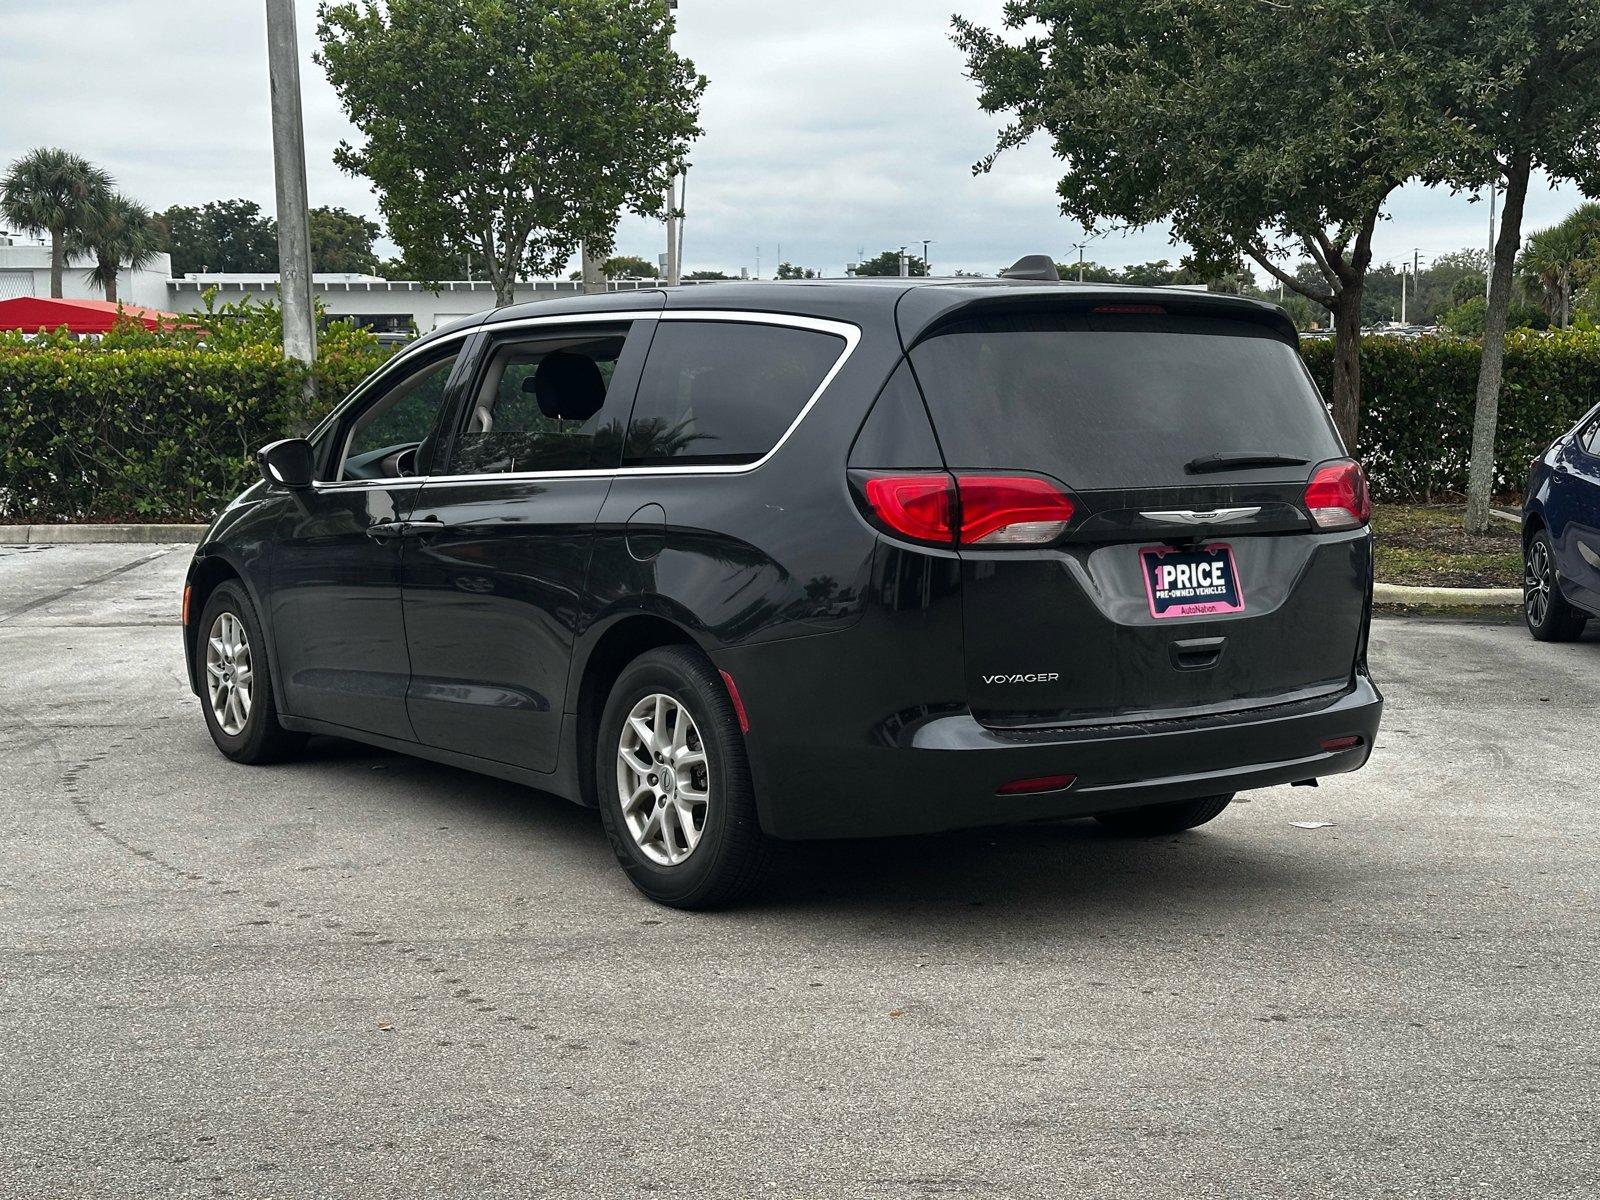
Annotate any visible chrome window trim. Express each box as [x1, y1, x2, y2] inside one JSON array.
[[312, 308, 861, 491]]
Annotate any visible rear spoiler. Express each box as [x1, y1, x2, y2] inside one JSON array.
[[897, 287, 1300, 349]]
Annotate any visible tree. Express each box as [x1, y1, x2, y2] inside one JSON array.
[[685, 269, 731, 280], [852, 250, 928, 277], [954, 1, 1445, 448], [308, 205, 381, 274], [0, 148, 113, 298], [774, 262, 817, 279], [1423, 7, 1600, 532], [1439, 296, 1548, 337], [1055, 259, 1119, 283], [67, 192, 161, 304], [156, 199, 278, 276], [1519, 204, 1600, 328], [317, 0, 704, 307], [569, 254, 660, 281]]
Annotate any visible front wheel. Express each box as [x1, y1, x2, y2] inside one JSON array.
[[1524, 529, 1588, 642], [195, 581, 306, 764], [1095, 793, 1233, 836], [596, 646, 772, 909]]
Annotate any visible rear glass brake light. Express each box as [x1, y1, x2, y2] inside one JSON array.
[[1091, 304, 1166, 314], [1303, 459, 1370, 531], [860, 473, 1075, 546]]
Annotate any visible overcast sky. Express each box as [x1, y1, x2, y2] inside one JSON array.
[[1, 0, 1587, 280]]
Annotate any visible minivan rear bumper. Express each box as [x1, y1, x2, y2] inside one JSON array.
[[732, 666, 1382, 840]]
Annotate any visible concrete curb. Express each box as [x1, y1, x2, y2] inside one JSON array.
[[1375, 582, 1522, 607], [0, 524, 205, 545]]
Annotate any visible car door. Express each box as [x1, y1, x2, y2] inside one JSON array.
[[267, 341, 471, 740], [1554, 414, 1600, 610], [399, 312, 657, 773]]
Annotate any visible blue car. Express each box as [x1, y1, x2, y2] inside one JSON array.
[[1523, 402, 1600, 640]]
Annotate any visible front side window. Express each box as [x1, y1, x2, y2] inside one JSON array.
[[624, 321, 846, 467], [340, 351, 459, 480], [444, 330, 631, 475], [1583, 418, 1600, 457]]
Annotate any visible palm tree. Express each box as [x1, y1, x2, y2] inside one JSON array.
[[1519, 203, 1600, 329], [0, 148, 113, 298], [68, 192, 161, 305]]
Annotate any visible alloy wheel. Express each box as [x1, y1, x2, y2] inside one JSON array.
[[205, 611, 254, 736], [1525, 538, 1552, 628], [616, 692, 710, 866]]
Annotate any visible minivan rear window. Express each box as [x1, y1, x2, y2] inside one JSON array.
[[909, 312, 1341, 490]]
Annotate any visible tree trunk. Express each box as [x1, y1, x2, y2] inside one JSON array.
[[1329, 284, 1365, 450], [49, 226, 65, 298], [580, 243, 606, 296], [102, 256, 118, 305], [1465, 155, 1532, 535]]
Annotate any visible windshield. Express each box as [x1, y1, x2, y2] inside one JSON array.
[[910, 312, 1342, 490]]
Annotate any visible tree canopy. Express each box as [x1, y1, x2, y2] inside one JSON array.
[[317, 0, 705, 306], [954, 0, 1448, 446], [852, 250, 928, 277], [308, 205, 381, 274], [67, 192, 161, 304], [157, 199, 278, 276]]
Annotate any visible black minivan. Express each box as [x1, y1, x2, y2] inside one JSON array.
[[184, 267, 1382, 907]]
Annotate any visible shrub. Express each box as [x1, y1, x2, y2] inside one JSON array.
[[0, 315, 386, 522], [1303, 329, 1600, 500]]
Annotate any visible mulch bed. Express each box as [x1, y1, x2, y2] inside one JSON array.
[[1370, 504, 1523, 589]]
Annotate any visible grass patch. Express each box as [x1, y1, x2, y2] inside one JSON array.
[[1371, 504, 1522, 589]]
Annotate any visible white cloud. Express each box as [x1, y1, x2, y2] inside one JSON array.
[[0, 0, 1586, 279]]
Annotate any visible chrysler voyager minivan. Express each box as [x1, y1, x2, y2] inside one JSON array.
[[184, 262, 1382, 907]]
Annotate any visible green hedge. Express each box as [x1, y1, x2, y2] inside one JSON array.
[[1302, 329, 1600, 500], [3, 327, 1598, 520], [0, 337, 383, 522]]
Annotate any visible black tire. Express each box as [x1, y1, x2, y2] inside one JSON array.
[[1095, 793, 1234, 836], [595, 645, 772, 909], [1524, 529, 1589, 642], [195, 580, 307, 764]]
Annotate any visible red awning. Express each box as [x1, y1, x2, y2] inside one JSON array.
[[0, 296, 187, 334]]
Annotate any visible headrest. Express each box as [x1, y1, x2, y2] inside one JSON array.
[[527, 351, 606, 422]]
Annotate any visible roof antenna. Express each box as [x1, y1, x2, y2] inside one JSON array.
[[999, 254, 1059, 282]]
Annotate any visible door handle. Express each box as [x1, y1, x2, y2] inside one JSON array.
[[366, 520, 407, 541], [1170, 636, 1226, 671], [401, 519, 449, 537]]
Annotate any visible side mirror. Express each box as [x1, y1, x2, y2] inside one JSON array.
[[257, 438, 316, 489]]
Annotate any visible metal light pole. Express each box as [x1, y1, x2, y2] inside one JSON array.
[[264, 0, 316, 369], [921, 239, 933, 276], [1400, 262, 1407, 325]]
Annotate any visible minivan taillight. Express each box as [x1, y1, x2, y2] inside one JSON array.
[[861, 473, 1075, 546], [1303, 459, 1370, 531], [957, 475, 1075, 544]]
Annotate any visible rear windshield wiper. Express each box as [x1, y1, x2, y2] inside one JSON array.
[[1184, 451, 1310, 475]]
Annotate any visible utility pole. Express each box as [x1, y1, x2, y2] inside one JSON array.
[[1070, 241, 1088, 282], [898, 246, 909, 278], [663, 0, 682, 286], [922, 239, 933, 276], [264, 0, 316, 369], [1400, 262, 1407, 325]]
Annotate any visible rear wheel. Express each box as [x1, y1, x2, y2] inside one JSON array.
[[596, 645, 772, 909], [1524, 529, 1589, 642], [195, 581, 306, 764], [1095, 793, 1233, 836]]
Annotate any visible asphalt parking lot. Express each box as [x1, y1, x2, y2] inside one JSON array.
[[2, 542, 1597, 1199]]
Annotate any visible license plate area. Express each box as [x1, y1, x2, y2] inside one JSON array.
[[1140, 543, 1246, 619]]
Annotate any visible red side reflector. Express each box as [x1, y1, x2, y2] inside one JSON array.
[[181, 583, 191, 626], [1321, 735, 1363, 752], [719, 669, 751, 733], [862, 474, 955, 543], [1092, 304, 1165, 314], [957, 475, 1075, 545], [1303, 459, 1371, 531], [995, 773, 1076, 796]]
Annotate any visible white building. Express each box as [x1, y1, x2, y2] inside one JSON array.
[[0, 237, 175, 309], [0, 236, 680, 333]]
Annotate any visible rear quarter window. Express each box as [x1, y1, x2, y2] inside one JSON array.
[[625, 321, 846, 466], [909, 312, 1342, 489]]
